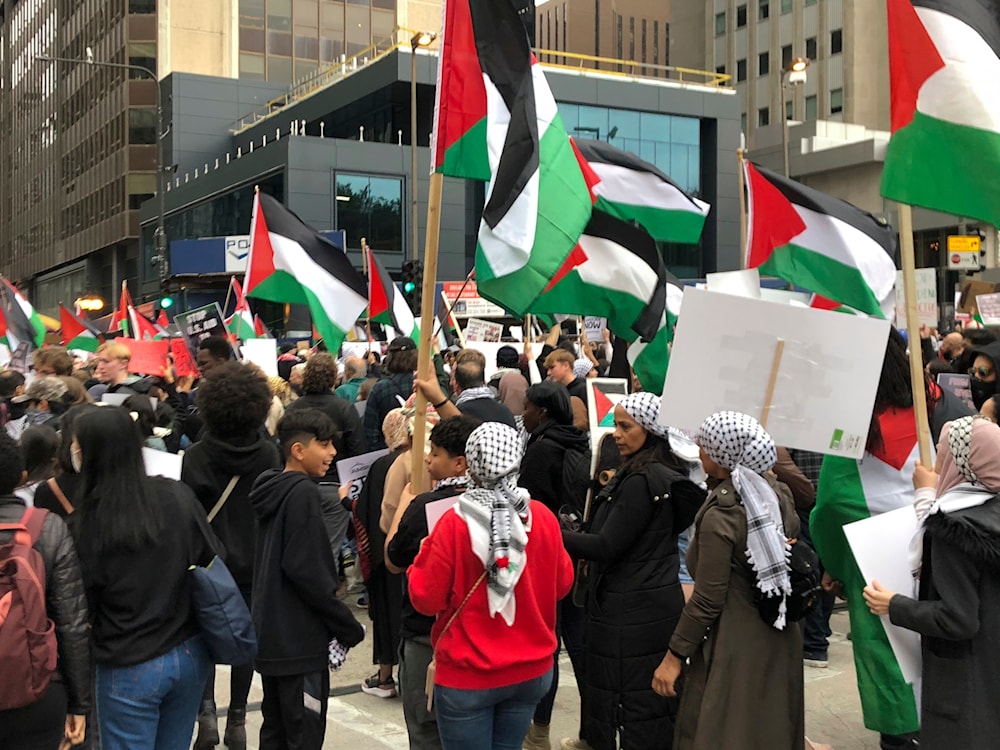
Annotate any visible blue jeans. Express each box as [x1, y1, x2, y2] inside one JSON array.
[[96, 635, 210, 750], [434, 668, 553, 750]]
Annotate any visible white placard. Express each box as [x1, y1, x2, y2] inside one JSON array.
[[101, 393, 130, 407], [895, 269, 938, 327], [660, 288, 890, 459], [341, 342, 374, 360], [240, 338, 278, 378], [976, 292, 1000, 326], [706, 268, 762, 299], [464, 318, 504, 343], [143, 447, 182, 480], [425, 496, 459, 533], [583, 316, 607, 342], [843, 507, 923, 710], [336, 448, 390, 502], [0, 343, 10, 369], [509, 326, 523, 342]]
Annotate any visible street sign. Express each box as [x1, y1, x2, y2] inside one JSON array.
[[947, 235, 981, 252], [948, 251, 981, 270]]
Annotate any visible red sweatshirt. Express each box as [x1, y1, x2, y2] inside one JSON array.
[[408, 499, 574, 690]]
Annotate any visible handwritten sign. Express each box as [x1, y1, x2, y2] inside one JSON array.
[[464, 317, 504, 343], [895, 268, 938, 327], [335, 448, 390, 503], [174, 303, 230, 364], [120, 338, 169, 376]]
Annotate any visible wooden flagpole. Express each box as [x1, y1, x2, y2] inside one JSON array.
[[738, 148, 748, 269], [897, 203, 933, 466], [222, 276, 235, 320], [410, 172, 445, 494]]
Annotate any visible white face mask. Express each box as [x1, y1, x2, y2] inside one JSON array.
[[71, 447, 83, 474]]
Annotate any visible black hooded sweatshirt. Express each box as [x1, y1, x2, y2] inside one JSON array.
[[182, 430, 282, 589], [250, 468, 365, 676], [520, 420, 592, 513]]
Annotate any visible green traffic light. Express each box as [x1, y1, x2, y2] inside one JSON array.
[[403, 281, 416, 293], [160, 296, 174, 309]]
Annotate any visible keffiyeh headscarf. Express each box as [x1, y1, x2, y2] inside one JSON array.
[[698, 410, 791, 630], [456, 422, 531, 625], [619, 391, 671, 439], [573, 358, 594, 380], [381, 408, 410, 452]]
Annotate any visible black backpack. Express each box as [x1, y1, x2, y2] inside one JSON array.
[[754, 538, 823, 625], [560, 447, 593, 517]]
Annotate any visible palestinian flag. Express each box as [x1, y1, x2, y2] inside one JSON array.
[[244, 192, 368, 352], [431, 0, 592, 314], [745, 162, 897, 318], [109, 281, 133, 336], [627, 274, 685, 395], [0, 305, 8, 349], [0, 277, 44, 348], [253, 314, 267, 337], [59, 305, 101, 352], [574, 138, 710, 243], [367, 249, 418, 340], [129, 307, 164, 341], [811, 406, 922, 735], [881, 0, 1000, 227], [225, 277, 259, 341]]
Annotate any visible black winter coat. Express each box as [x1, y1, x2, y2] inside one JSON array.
[[0, 498, 91, 715], [520, 420, 591, 513], [563, 463, 705, 750], [889, 497, 1000, 750]]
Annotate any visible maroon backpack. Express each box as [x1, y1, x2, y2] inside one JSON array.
[[0, 507, 57, 710]]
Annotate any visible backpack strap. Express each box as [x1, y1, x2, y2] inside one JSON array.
[[207, 476, 241, 523], [21, 507, 48, 546], [46, 478, 73, 515]]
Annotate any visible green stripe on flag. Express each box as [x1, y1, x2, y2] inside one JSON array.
[[438, 117, 491, 180], [594, 195, 706, 245], [67, 334, 99, 353]]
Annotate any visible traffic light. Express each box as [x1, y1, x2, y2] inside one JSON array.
[[402, 260, 423, 310], [159, 294, 174, 310]]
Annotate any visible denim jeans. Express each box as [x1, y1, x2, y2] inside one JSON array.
[[318, 483, 352, 573], [399, 637, 441, 750], [96, 635, 210, 750], [434, 668, 553, 750]]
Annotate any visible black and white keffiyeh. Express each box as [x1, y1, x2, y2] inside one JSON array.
[[456, 422, 531, 625], [573, 358, 594, 379], [434, 474, 469, 491], [698, 410, 792, 630], [619, 391, 671, 439], [454, 385, 497, 407]]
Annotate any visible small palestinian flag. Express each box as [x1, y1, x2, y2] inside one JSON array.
[[367, 249, 418, 341], [881, 0, 1000, 226], [110, 281, 131, 335], [745, 162, 897, 318], [59, 305, 101, 352], [627, 274, 685, 395], [244, 192, 368, 352], [0, 276, 44, 348], [225, 277, 259, 341]]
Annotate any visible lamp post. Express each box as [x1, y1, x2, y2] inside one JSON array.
[[780, 56, 809, 178], [410, 31, 437, 262], [37, 48, 170, 283]]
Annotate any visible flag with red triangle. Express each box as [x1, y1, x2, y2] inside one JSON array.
[[589, 380, 617, 428], [0, 304, 8, 349], [225, 277, 259, 341], [156, 309, 170, 329], [110, 281, 131, 335], [253, 314, 267, 337], [367, 249, 418, 341], [59, 305, 101, 352]]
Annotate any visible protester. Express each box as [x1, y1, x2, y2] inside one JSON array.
[[0, 369, 27, 427], [336, 355, 369, 403], [195, 335, 234, 376], [862, 415, 1000, 750], [250, 409, 365, 750], [364, 337, 418, 450], [981, 393, 1000, 422], [58, 375, 93, 408], [6, 376, 69, 440], [123, 394, 168, 451], [288, 363, 307, 395], [354, 377, 378, 419], [87, 342, 139, 400], [71, 406, 219, 750], [451, 359, 516, 427], [183, 362, 282, 750], [276, 343, 302, 381], [0, 432, 91, 750], [33, 404, 100, 518], [33, 346, 74, 377], [14, 424, 60, 505], [652, 410, 804, 750], [488, 345, 529, 416], [543, 349, 589, 429], [408, 422, 574, 750], [562, 392, 705, 750]]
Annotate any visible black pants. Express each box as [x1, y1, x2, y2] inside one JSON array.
[[260, 670, 330, 750], [0, 681, 67, 750]]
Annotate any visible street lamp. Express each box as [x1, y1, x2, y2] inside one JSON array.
[[780, 56, 809, 178], [411, 31, 437, 262], [37, 47, 170, 283]]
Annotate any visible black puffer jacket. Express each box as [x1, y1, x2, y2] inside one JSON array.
[[520, 420, 591, 513], [0, 497, 91, 715], [563, 462, 705, 750]]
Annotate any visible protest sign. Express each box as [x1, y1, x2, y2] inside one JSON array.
[[142, 447, 182, 480], [583, 317, 607, 343], [937, 372, 975, 411], [169, 338, 197, 377], [844, 507, 923, 709], [440, 281, 506, 318], [464, 317, 504, 343], [120, 338, 169, 376], [660, 288, 890, 459], [706, 268, 762, 298], [425, 496, 459, 533], [975, 292, 1000, 326], [586, 378, 630, 470], [341, 342, 372, 360], [0, 343, 9, 369], [174, 303, 231, 363], [336, 448, 390, 503], [895, 269, 938, 327], [241, 338, 278, 377]]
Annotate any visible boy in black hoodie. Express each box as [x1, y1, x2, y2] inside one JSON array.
[[251, 409, 365, 750]]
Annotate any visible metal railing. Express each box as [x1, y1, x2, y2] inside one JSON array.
[[532, 48, 732, 87]]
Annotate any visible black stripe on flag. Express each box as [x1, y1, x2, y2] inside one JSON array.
[[915, 0, 1000, 60], [0, 278, 38, 347], [258, 194, 367, 298], [469, 0, 538, 231], [751, 164, 897, 260], [575, 138, 706, 211], [584, 210, 666, 342]]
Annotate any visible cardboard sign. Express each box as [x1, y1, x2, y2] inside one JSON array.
[[464, 317, 504, 343], [336, 448, 390, 503], [174, 303, 230, 364], [976, 293, 1000, 326], [660, 288, 890, 459], [583, 316, 607, 343], [120, 338, 169, 376], [895, 268, 938, 327], [241, 338, 278, 378], [937, 372, 976, 411], [441, 281, 506, 318], [170, 338, 198, 377], [957, 279, 1000, 316]]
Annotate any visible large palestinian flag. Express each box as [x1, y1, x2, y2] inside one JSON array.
[[59, 305, 101, 352], [745, 162, 897, 318], [431, 0, 592, 314], [244, 192, 367, 351], [811, 407, 922, 735], [367, 249, 419, 341], [0, 277, 44, 348], [881, 0, 1000, 227], [627, 274, 684, 395]]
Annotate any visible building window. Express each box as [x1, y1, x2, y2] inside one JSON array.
[[715, 11, 726, 36], [617, 15, 623, 60], [781, 44, 792, 69], [830, 88, 844, 114], [831, 28, 843, 55], [129, 0, 156, 12], [741, 112, 748, 133], [805, 94, 818, 120], [595, 0, 600, 55], [781, 0, 792, 13], [804, 0, 817, 5], [128, 42, 156, 77], [785, 99, 793, 120], [128, 109, 157, 144], [805, 36, 817, 60], [653, 20, 659, 66], [758, 51, 769, 76], [334, 173, 404, 254], [758, 107, 770, 127], [629, 16, 635, 60], [759, 0, 770, 20], [736, 58, 747, 82], [664, 23, 670, 65], [736, 4, 748, 27], [716, 64, 726, 75], [641, 19, 647, 67], [555, 6, 559, 49]]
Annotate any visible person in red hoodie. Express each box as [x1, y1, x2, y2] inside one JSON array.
[[408, 421, 574, 750]]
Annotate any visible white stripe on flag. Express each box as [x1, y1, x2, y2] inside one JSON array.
[[575, 235, 661, 299], [591, 162, 710, 215]]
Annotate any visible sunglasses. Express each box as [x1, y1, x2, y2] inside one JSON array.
[[969, 366, 995, 379]]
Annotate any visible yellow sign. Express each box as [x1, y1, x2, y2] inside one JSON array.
[[948, 235, 981, 252]]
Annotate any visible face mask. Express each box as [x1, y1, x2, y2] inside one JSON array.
[[71, 447, 83, 474], [970, 378, 995, 410]]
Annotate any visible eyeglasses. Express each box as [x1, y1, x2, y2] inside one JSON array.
[[969, 366, 995, 379]]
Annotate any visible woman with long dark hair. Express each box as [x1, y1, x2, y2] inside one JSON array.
[[561, 392, 705, 750], [71, 407, 219, 750]]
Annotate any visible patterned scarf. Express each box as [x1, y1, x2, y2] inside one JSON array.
[[434, 474, 469, 491], [454, 385, 497, 407], [698, 410, 791, 630], [619, 391, 671, 439], [456, 422, 531, 625]]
